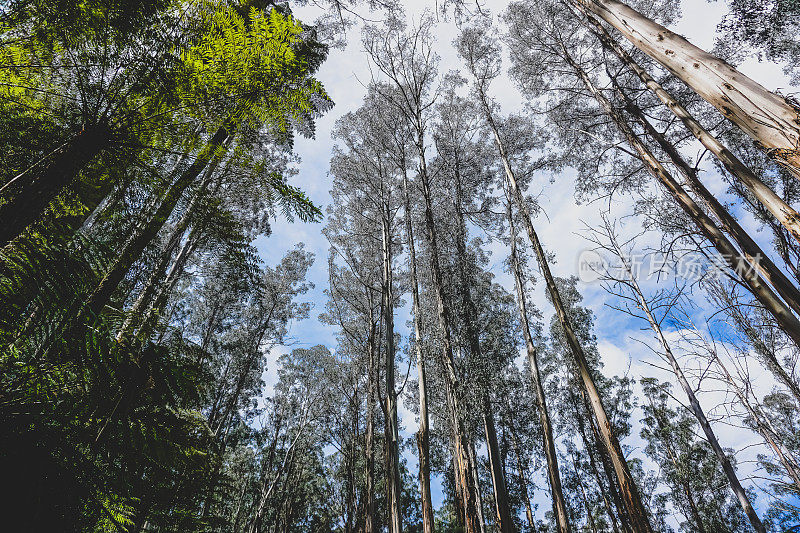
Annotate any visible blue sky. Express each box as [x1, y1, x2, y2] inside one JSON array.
[[253, 0, 799, 525]]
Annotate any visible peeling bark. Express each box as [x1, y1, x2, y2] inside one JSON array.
[[576, 0, 800, 175], [581, 10, 800, 244]]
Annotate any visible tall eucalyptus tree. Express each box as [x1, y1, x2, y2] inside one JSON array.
[[460, 21, 653, 532], [329, 87, 406, 533], [364, 17, 482, 532]]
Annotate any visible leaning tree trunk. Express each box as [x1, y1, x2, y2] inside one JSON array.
[[483, 401, 514, 533], [615, 81, 800, 317], [575, 0, 800, 175], [579, 413, 625, 533], [248, 422, 306, 533], [402, 170, 435, 533], [116, 158, 221, 340], [580, 10, 800, 244], [77, 125, 230, 325], [569, 451, 601, 533], [467, 437, 488, 533], [505, 414, 536, 531], [135, 227, 202, 341], [506, 197, 572, 533], [416, 133, 482, 533], [564, 46, 800, 404], [381, 206, 403, 533], [480, 90, 654, 532], [613, 238, 766, 533], [0, 122, 112, 247], [573, 390, 630, 533]]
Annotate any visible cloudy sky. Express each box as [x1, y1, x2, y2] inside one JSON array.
[[252, 0, 799, 523]]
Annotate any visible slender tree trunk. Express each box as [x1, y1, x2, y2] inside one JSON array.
[[0, 122, 112, 247], [381, 207, 403, 533], [505, 417, 535, 531], [611, 233, 766, 532], [580, 11, 800, 244], [643, 393, 708, 532], [365, 313, 377, 533], [711, 349, 800, 493], [116, 157, 222, 340], [468, 437, 488, 533], [452, 437, 467, 530], [416, 134, 481, 533], [230, 472, 251, 533], [402, 170, 435, 533], [564, 47, 800, 403], [574, 391, 630, 533], [481, 88, 653, 533], [570, 452, 600, 533], [135, 228, 201, 340], [506, 197, 572, 533], [616, 81, 800, 317], [575, 0, 800, 174], [483, 400, 514, 533], [248, 413, 307, 533], [584, 432, 624, 533], [683, 481, 707, 533]]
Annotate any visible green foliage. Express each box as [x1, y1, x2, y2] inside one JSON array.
[[181, 5, 332, 136], [0, 0, 330, 529]]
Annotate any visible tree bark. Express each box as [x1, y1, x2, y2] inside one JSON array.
[[0, 122, 111, 247], [506, 197, 572, 533], [581, 10, 800, 244], [564, 46, 800, 403], [248, 425, 304, 533], [381, 205, 403, 533], [481, 85, 654, 532], [575, 0, 800, 175], [402, 170, 435, 533]]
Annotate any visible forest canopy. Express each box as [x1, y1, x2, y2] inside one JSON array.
[[1, 0, 800, 532]]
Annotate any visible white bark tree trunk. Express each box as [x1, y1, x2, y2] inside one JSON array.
[[564, 44, 800, 404], [577, 0, 800, 175], [581, 9, 800, 242]]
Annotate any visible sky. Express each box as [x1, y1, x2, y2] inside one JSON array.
[[252, 0, 800, 525]]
